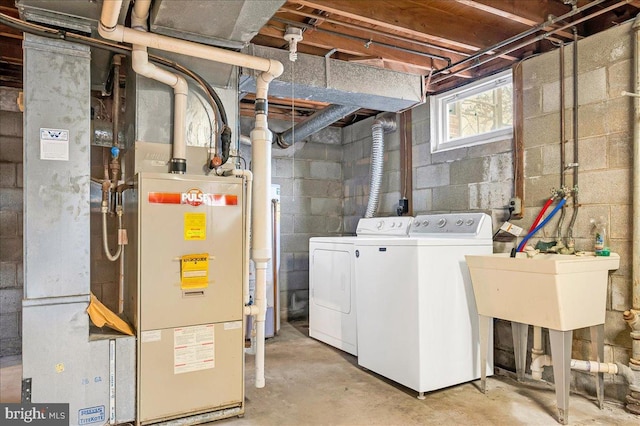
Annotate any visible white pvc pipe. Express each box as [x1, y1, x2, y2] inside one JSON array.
[[228, 169, 254, 307], [570, 359, 619, 374], [131, 0, 150, 31], [100, 0, 282, 390], [131, 45, 188, 166], [530, 326, 547, 380]]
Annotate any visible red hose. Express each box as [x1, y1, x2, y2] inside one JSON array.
[[528, 197, 554, 233]]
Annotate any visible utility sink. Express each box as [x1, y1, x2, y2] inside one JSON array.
[[465, 253, 620, 331]]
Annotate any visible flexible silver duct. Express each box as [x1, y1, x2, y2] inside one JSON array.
[[277, 104, 360, 147], [365, 117, 397, 218]]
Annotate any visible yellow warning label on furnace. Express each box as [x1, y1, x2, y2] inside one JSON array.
[[181, 253, 209, 289], [184, 213, 206, 240]]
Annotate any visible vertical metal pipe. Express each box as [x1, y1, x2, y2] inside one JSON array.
[[557, 43, 567, 240], [567, 29, 580, 243], [632, 15, 640, 314]]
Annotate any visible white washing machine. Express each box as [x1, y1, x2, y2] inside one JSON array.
[[355, 213, 494, 397], [309, 216, 414, 355]]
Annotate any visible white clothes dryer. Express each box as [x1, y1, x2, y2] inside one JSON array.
[[309, 216, 414, 355]]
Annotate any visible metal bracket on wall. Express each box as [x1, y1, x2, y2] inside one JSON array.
[[22, 378, 32, 403]]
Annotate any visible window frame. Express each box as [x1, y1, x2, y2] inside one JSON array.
[[430, 70, 513, 153]]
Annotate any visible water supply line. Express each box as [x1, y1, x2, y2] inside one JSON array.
[[556, 43, 567, 241], [99, 0, 284, 389], [623, 13, 640, 411], [517, 197, 568, 252], [365, 116, 397, 218], [567, 29, 580, 246]]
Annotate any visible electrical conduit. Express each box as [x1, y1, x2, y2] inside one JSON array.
[[99, 0, 283, 389], [365, 117, 396, 218]]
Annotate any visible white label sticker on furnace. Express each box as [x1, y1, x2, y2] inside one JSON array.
[[40, 128, 69, 161], [141, 330, 161, 343], [174, 324, 215, 374], [224, 321, 242, 330]]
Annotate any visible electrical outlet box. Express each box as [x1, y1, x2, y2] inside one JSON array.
[[509, 197, 522, 216]]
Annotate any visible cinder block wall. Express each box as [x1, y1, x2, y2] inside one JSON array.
[[519, 21, 634, 400], [342, 115, 403, 232], [240, 117, 344, 319], [0, 87, 23, 357]]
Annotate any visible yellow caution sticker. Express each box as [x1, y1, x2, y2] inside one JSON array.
[[184, 212, 206, 240], [181, 253, 209, 289]]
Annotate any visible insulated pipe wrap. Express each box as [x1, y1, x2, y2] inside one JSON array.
[[365, 117, 397, 218]]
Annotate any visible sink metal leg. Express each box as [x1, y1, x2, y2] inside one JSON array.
[[549, 329, 573, 425], [590, 324, 605, 409], [479, 315, 491, 393], [511, 322, 529, 382]]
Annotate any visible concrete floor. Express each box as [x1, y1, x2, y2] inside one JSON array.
[[2, 321, 638, 425]]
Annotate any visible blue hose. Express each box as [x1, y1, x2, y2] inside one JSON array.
[[516, 198, 567, 252]]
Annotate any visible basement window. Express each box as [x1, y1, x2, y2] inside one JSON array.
[[430, 70, 513, 153]]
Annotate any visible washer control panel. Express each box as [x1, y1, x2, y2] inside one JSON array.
[[356, 217, 414, 236], [409, 213, 491, 237]]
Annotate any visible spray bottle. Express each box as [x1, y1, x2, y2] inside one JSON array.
[[590, 216, 610, 256]]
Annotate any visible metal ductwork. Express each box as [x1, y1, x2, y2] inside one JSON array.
[[365, 117, 397, 218], [275, 104, 360, 148]]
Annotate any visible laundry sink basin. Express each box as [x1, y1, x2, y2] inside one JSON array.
[[465, 253, 620, 331]]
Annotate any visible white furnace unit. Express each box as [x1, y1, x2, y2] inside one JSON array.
[[309, 216, 414, 355], [126, 172, 246, 423], [355, 213, 494, 397]]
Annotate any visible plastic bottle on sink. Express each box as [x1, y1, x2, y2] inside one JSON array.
[[590, 217, 610, 256]]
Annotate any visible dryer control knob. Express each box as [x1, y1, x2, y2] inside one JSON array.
[[414, 222, 421, 227], [377, 221, 384, 230], [437, 218, 447, 228], [456, 219, 464, 226], [422, 220, 429, 227], [390, 222, 396, 228], [397, 222, 403, 228], [466, 219, 475, 226]]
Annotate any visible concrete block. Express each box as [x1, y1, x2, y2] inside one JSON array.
[[273, 158, 294, 178], [349, 116, 376, 142], [611, 276, 630, 312], [385, 129, 401, 151], [579, 68, 608, 106], [603, 97, 632, 135], [489, 152, 513, 182], [610, 203, 631, 240], [608, 132, 632, 169], [563, 204, 609, 242], [280, 195, 311, 215], [325, 144, 343, 162], [608, 59, 632, 99], [524, 147, 543, 178], [293, 161, 311, 179], [281, 233, 314, 254], [0, 163, 16, 187], [0, 211, 17, 238], [577, 22, 631, 72], [310, 161, 341, 180], [450, 157, 489, 185], [294, 142, 328, 161], [279, 213, 294, 235], [16, 164, 22, 188], [0, 288, 22, 313], [579, 169, 630, 205], [0, 188, 22, 212], [379, 191, 401, 215], [274, 179, 293, 197], [523, 113, 561, 148], [384, 170, 400, 192], [280, 270, 309, 292], [343, 140, 364, 164], [0, 337, 20, 357], [385, 149, 401, 172], [608, 240, 631, 278], [0, 262, 16, 288], [467, 138, 512, 158], [412, 141, 431, 168], [469, 181, 512, 210], [0, 136, 23, 163], [16, 263, 22, 287], [310, 197, 342, 216], [411, 188, 432, 214], [325, 216, 343, 233], [342, 216, 359, 234], [295, 179, 343, 198], [576, 102, 607, 138], [0, 111, 23, 137], [523, 174, 560, 206], [0, 238, 21, 262], [523, 86, 542, 119], [604, 310, 632, 347], [431, 146, 467, 164], [432, 184, 468, 211], [574, 137, 608, 171], [293, 252, 309, 272], [415, 163, 450, 189], [411, 113, 430, 146], [0, 312, 19, 339]]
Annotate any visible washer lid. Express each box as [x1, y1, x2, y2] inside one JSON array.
[[356, 217, 414, 236], [410, 213, 492, 239]]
